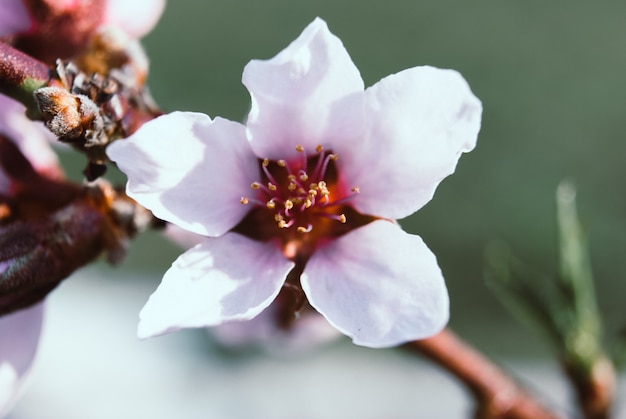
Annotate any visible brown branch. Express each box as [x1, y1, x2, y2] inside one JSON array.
[[0, 41, 51, 113], [405, 329, 561, 419]]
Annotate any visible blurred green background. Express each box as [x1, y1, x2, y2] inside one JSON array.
[[67, 0, 626, 357]]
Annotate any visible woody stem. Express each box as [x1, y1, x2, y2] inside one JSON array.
[[0, 42, 51, 115], [405, 329, 561, 419]]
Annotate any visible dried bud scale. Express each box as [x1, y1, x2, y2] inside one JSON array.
[[0, 138, 156, 315], [33, 31, 161, 177]]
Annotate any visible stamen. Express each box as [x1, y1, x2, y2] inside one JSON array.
[[318, 153, 337, 181], [251, 182, 274, 195], [297, 224, 313, 233], [261, 162, 280, 188], [266, 199, 277, 209], [268, 183, 277, 191], [296, 144, 307, 168], [277, 160, 286, 167], [323, 187, 360, 207], [312, 149, 326, 179], [316, 212, 347, 223], [241, 196, 268, 207], [280, 218, 295, 229]]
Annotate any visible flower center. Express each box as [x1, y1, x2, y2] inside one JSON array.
[[234, 145, 375, 262]]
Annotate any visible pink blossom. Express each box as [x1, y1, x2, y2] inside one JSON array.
[[0, 0, 31, 37], [0, 0, 164, 38], [0, 303, 44, 417], [0, 95, 61, 185], [108, 18, 482, 348], [103, 0, 166, 39], [0, 95, 60, 419]]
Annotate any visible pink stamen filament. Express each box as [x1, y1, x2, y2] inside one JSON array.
[[296, 144, 307, 168], [321, 189, 360, 208], [261, 160, 280, 187]]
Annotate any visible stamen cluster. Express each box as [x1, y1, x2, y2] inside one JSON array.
[[241, 145, 358, 234]]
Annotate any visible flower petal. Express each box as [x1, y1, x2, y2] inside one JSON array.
[[103, 0, 165, 39], [341, 66, 482, 220], [243, 17, 365, 160], [107, 112, 259, 237], [0, 303, 44, 417], [137, 233, 294, 339], [301, 220, 449, 348], [0, 0, 31, 37]]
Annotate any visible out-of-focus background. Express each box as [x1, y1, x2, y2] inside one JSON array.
[[11, 0, 626, 417]]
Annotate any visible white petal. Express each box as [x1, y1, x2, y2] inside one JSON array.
[[0, 0, 31, 37], [243, 17, 365, 161], [0, 303, 44, 417], [301, 220, 449, 348], [107, 112, 259, 237], [138, 233, 294, 338], [342, 66, 482, 219], [103, 0, 165, 38]]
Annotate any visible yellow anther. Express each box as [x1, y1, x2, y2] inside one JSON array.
[[310, 183, 318, 190], [318, 181, 327, 189], [296, 144, 304, 152], [274, 214, 283, 222], [297, 188, 306, 195], [288, 183, 297, 191], [329, 154, 338, 161], [266, 200, 276, 209], [316, 145, 323, 153], [251, 182, 261, 190], [338, 214, 347, 223], [284, 200, 294, 210], [305, 199, 313, 208], [277, 160, 286, 167], [278, 220, 287, 228], [268, 183, 277, 191], [262, 158, 270, 167], [351, 186, 360, 193], [308, 189, 318, 196], [287, 174, 296, 181], [297, 225, 313, 233], [299, 173, 309, 182], [240, 197, 249, 205]]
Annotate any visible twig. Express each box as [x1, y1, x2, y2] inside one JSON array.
[[0, 42, 50, 114], [405, 329, 561, 419]]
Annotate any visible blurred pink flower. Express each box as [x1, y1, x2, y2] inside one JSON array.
[[0, 0, 165, 39], [0, 95, 61, 187], [103, 0, 166, 39], [0, 0, 30, 37], [0, 303, 44, 417], [0, 92, 62, 419], [108, 18, 482, 348]]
